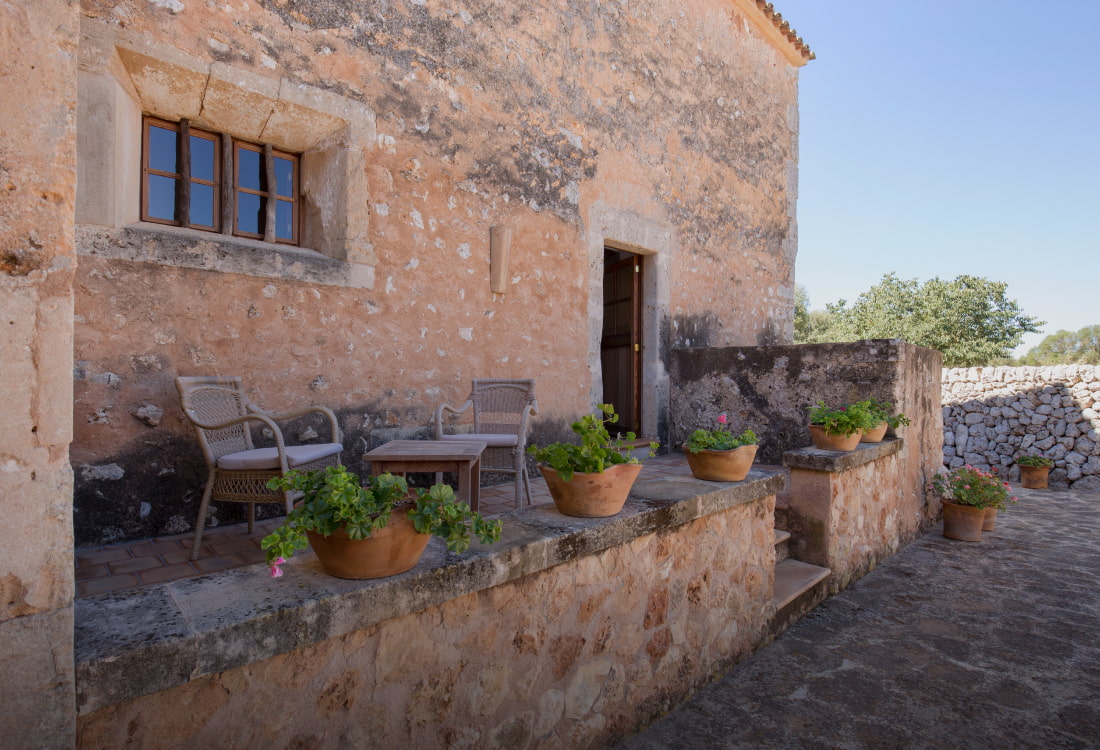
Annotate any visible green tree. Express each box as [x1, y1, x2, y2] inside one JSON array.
[[1020, 325, 1100, 365], [795, 273, 1043, 367], [793, 285, 847, 344]]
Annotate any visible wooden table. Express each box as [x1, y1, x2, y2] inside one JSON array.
[[363, 440, 487, 511]]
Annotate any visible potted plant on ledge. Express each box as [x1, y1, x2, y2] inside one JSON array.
[[807, 400, 875, 451], [261, 465, 503, 580], [528, 403, 658, 517], [928, 465, 1015, 541], [682, 414, 759, 482], [1016, 454, 1054, 489], [857, 398, 911, 443]]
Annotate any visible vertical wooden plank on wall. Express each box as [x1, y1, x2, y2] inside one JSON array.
[[263, 143, 276, 243], [177, 119, 191, 227], [221, 133, 233, 234]]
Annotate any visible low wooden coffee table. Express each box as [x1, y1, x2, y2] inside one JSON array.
[[363, 440, 487, 511]]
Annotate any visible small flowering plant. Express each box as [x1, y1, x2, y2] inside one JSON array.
[[807, 400, 875, 436], [261, 465, 502, 578], [684, 414, 759, 453], [857, 398, 911, 430], [927, 465, 1016, 510], [1016, 454, 1054, 467]]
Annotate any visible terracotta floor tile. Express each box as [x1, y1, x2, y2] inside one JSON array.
[[107, 556, 162, 575], [75, 563, 109, 581], [130, 540, 187, 558], [193, 554, 246, 573], [75, 547, 134, 566], [210, 538, 262, 556], [78, 574, 140, 597], [138, 562, 199, 585], [160, 548, 197, 565]]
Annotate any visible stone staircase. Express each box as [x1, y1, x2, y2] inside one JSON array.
[[771, 503, 830, 634]]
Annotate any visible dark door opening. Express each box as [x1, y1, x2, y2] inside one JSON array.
[[600, 247, 642, 435]]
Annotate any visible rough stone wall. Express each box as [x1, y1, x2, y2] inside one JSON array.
[[77, 495, 775, 749], [669, 339, 944, 472], [71, 0, 803, 545], [942, 365, 1100, 490], [0, 1, 79, 747]]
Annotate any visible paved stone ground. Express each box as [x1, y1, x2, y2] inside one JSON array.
[[619, 485, 1100, 749]]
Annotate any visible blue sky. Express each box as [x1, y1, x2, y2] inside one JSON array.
[[775, 0, 1100, 356]]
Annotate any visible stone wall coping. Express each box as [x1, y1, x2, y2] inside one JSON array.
[[782, 438, 903, 473], [74, 469, 785, 715]]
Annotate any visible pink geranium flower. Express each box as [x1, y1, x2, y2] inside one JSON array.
[[270, 556, 286, 578], [717, 414, 728, 425]]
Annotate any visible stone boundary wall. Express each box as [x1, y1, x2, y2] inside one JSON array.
[[942, 365, 1100, 491]]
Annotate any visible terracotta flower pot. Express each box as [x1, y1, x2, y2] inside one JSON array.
[[982, 507, 998, 531], [808, 424, 862, 452], [860, 422, 888, 443], [305, 506, 430, 579], [539, 462, 643, 517], [1019, 464, 1050, 489], [683, 444, 758, 482], [941, 500, 985, 542]]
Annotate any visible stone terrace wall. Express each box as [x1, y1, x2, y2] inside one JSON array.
[[942, 366, 1100, 490]]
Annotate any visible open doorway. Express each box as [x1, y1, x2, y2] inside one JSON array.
[[601, 247, 642, 435]]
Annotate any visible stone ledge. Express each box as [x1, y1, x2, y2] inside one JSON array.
[[74, 469, 785, 715], [75, 224, 375, 289], [782, 438, 902, 473]]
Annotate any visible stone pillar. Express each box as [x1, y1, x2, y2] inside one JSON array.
[[0, 2, 79, 747]]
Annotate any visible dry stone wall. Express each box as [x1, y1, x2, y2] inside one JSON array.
[[942, 366, 1100, 490]]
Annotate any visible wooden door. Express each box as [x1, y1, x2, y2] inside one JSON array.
[[600, 248, 642, 435]]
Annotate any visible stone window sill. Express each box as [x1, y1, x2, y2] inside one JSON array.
[[74, 469, 784, 715], [76, 223, 374, 289]]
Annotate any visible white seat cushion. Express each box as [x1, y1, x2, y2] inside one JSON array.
[[438, 433, 518, 448], [217, 443, 342, 471]]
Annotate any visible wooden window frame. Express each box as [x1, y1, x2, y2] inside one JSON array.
[[140, 115, 299, 246]]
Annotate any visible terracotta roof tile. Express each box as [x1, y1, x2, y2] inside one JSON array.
[[756, 1, 816, 61]]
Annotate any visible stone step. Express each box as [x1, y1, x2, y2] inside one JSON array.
[[773, 558, 830, 611], [773, 528, 791, 563]]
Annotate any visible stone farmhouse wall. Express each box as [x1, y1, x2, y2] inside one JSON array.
[[71, 0, 810, 546], [942, 366, 1100, 490]]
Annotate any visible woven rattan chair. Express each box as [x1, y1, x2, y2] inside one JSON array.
[[176, 376, 343, 560], [433, 379, 538, 509]]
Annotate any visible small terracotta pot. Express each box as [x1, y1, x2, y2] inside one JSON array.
[[683, 444, 758, 482], [982, 507, 998, 531], [306, 506, 430, 579], [860, 422, 888, 443], [941, 500, 985, 542], [809, 424, 862, 452], [1019, 464, 1050, 489], [540, 462, 643, 517]]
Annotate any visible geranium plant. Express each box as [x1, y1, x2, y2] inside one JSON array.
[[685, 414, 759, 454], [1015, 454, 1054, 467], [807, 400, 875, 436], [858, 398, 911, 430], [261, 465, 502, 577], [927, 465, 1016, 509], [527, 403, 658, 481]]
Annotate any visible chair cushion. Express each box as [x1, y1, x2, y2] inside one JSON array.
[[438, 433, 518, 448], [217, 443, 343, 471]]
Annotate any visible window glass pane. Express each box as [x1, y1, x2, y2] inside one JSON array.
[[148, 126, 178, 174], [274, 157, 294, 198], [190, 136, 215, 182], [275, 200, 294, 240], [190, 183, 215, 228], [237, 147, 263, 191], [237, 192, 264, 234], [148, 174, 177, 221]]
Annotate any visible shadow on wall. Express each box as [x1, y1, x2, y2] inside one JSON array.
[[942, 367, 1100, 491]]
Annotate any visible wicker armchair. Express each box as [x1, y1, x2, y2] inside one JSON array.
[[433, 379, 538, 509], [175, 376, 343, 560]]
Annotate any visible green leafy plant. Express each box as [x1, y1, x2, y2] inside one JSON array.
[[685, 413, 759, 454], [527, 403, 658, 481], [1016, 454, 1054, 467], [857, 398, 911, 430], [927, 465, 1016, 509], [807, 400, 876, 436], [261, 465, 502, 577]]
